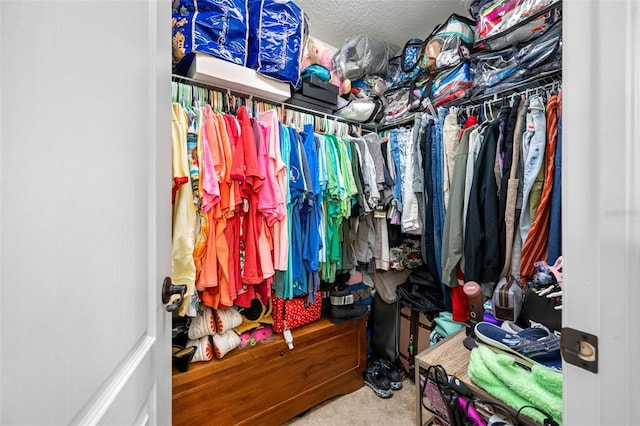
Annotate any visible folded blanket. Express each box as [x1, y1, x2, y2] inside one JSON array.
[[468, 344, 562, 425]]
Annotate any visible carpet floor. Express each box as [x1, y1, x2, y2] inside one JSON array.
[[282, 379, 418, 426]]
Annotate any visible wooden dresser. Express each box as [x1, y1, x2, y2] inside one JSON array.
[[172, 316, 367, 425]]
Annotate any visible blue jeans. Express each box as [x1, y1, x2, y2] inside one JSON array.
[[519, 95, 546, 244], [389, 130, 404, 212], [433, 108, 449, 303]]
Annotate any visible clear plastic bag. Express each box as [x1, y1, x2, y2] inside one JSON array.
[[399, 14, 475, 78], [475, 0, 561, 51], [471, 19, 561, 97], [430, 61, 472, 107], [423, 14, 476, 73], [335, 97, 384, 124], [332, 35, 397, 81]]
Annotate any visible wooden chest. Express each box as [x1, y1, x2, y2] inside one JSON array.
[[172, 316, 367, 425]]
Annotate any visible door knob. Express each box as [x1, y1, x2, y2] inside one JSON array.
[[161, 277, 186, 312]]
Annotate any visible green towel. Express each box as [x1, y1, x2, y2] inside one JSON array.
[[468, 345, 562, 425], [429, 311, 466, 344]]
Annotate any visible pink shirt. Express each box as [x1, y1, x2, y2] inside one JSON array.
[[199, 106, 220, 213], [258, 109, 288, 271], [257, 123, 280, 226]]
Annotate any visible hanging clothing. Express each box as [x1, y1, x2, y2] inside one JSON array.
[[441, 124, 475, 288], [171, 102, 197, 315], [464, 118, 502, 284], [547, 103, 563, 265], [442, 109, 461, 211], [519, 95, 547, 246], [500, 96, 525, 277], [520, 93, 560, 277]]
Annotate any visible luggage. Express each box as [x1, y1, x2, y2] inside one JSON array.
[[398, 306, 434, 376]]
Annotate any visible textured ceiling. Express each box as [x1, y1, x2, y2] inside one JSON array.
[[295, 0, 471, 52]]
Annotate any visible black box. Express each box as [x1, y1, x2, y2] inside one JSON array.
[[301, 83, 338, 105], [302, 75, 339, 94], [287, 92, 335, 114]]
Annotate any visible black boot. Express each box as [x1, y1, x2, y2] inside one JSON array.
[[329, 288, 368, 324]]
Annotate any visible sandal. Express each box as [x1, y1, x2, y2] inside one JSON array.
[[173, 345, 197, 372]]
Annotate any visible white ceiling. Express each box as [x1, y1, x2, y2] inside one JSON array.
[[295, 0, 472, 53]]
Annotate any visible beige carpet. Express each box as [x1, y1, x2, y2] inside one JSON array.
[[282, 379, 418, 426]]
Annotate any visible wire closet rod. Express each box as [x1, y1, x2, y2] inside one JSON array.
[[171, 74, 365, 130], [454, 70, 562, 109]]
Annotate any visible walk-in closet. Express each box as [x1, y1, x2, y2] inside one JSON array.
[[0, 1, 638, 425]]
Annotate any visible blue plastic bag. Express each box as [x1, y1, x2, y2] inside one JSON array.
[[172, 0, 249, 74], [247, 0, 308, 87]]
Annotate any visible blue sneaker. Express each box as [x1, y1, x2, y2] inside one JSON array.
[[475, 321, 562, 370]]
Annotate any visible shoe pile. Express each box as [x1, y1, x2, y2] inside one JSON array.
[[363, 357, 404, 398]]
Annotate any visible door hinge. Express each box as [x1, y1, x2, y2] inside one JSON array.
[[561, 327, 598, 374]]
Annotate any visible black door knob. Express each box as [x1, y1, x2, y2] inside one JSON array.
[[161, 277, 186, 312]]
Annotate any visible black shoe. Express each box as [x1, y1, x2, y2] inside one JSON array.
[[375, 358, 403, 390], [363, 363, 393, 398], [329, 289, 369, 324]]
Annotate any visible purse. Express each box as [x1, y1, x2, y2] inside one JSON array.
[[272, 291, 322, 333]]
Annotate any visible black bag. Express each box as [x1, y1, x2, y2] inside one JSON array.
[[396, 267, 446, 316], [517, 281, 562, 335]]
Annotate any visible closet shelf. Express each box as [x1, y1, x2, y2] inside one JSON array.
[[185, 54, 292, 102], [173, 73, 374, 132]]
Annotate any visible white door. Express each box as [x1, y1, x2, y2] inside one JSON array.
[[563, 0, 640, 423], [0, 1, 172, 424]]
